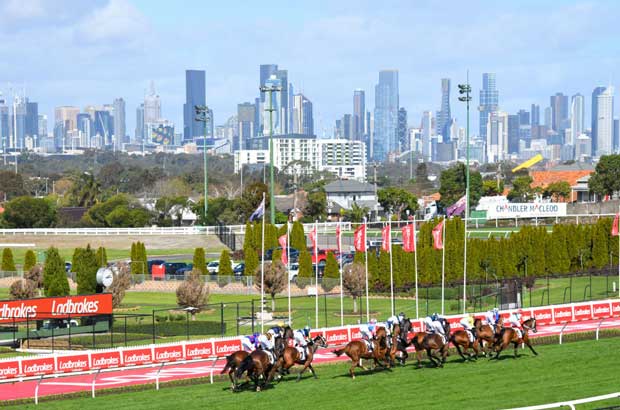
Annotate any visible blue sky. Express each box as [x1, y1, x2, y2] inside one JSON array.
[[0, 0, 618, 136]]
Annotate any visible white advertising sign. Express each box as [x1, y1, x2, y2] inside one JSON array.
[[487, 202, 567, 219]]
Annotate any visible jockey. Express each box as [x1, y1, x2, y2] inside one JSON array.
[[258, 331, 276, 364], [425, 313, 447, 343], [359, 319, 377, 351], [386, 314, 401, 334], [241, 332, 260, 352], [293, 326, 311, 361], [268, 322, 285, 339], [485, 308, 501, 331], [508, 310, 524, 339], [459, 314, 476, 343]]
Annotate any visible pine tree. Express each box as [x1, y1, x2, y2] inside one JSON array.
[[96, 247, 107, 267], [23, 250, 37, 272], [193, 248, 207, 274], [130, 242, 138, 274], [140, 242, 148, 275], [245, 246, 259, 277], [44, 247, 70, 297], [243, 222, 255, 252], [76, 245, 99, 294], [290, 221, 306, 251], [323, 251, 339, 279], [1, 248, 16, 272], [218, 250, 234, 276], [592, 220, 609, 268], [298, 250, 313, 278]]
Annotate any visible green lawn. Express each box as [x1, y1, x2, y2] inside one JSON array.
[[8, 337, 620, 410]]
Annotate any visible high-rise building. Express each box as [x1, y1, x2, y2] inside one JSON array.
[[353, 89, 365, 141], [531, 104, 540, 126], [94, 110, 113, 144], [373, 70, 399, 161], [398, 107, 408, 151], [113, 98, 126, 147], [595, 86, 615, 156], [421, 110, 433, 161], [550, 92, 569, 134], [54, 106, 79, 148], [517, 109, 531, 146], [135, 104, 144, 143], [77, 113, 91, 148], [486, 111, 508, 162], [436, 78, 451, 139], [237, 102, 255, 150], [544, 107, 552, 129], [275, 69, 289, 134], [183, 70, 206, 142], [507, 114, 520, 154], [144, 81, 161, 125], [592, 86, 607, 155], [479, 73, 498, 142], [569, 94, 585, 146], [25, 101, 38, 143], [37, 114, 47, 139], [614, 118, 619, 152], [292, 94, 313, 136], [0, 97, 8, 151]]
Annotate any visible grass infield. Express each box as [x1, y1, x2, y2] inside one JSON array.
[[7, 337, 620, 410]]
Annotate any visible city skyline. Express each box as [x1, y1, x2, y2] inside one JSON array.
[[0, 0, 618, 138]]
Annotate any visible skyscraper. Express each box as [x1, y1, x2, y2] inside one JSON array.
[[237, 102, 255, 150], [77, 113, 91, 148], [183, 70, 206, 142], [436, 78, 451, 140], [275, 69, 289, 134], [595, 86, 614, 156], [531, 104, 540, 126], [398, 108, 408, 151], [486, 111, 508, 163], [144, 82, 161, 126], [507, 114, 520, 154], [421, 110, 433, 161], [353, 89, 365, 141], [570, 94, 585, 145], [113, 98, 126, 147], [592, 86, 607, 154], [550, 92, 569, 134], [614, 118, 619, 152], [54, 106, 79, 149], [373, 70, 399, 161], [292, 94, 313, 136], [479, 73, 498, 142], [0, 97, 8, 151], [135, 104, 144, 143]]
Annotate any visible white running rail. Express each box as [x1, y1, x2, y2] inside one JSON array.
[[505, 392, 620, 410]]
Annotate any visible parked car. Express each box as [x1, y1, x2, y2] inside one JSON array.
[[310, 249, 339, 264], [233, 262, 245, 277], [176, 264, 194, 275], [206, 260, 234, 274], [288, 263, 299, 282], [338, 252, 355, 265], [41, 319, 78, 330], [65, 262, 72, 273], [164, 262, 189, 275], [147, 259, 166, 274]]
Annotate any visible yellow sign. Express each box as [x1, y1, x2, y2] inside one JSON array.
[[512, 154, 543, 173]]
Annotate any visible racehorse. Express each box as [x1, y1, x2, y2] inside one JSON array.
[[220, 350, 250, 391], [492, 318, 538, 359], [387, 320, 413, 365], [235, 349, 277, 392], [275, 326, 295, 358], [411, 319, 451, 368], [275, 335, 327, 381], [332, 333, 390, 379], [473, 317, 503, 357], [450, 327, 480, 361]]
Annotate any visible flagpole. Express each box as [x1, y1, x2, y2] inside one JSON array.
[[287, 221, 291, 326], [315, 220, 319, 329], [338, 219, 344, 326], [414, 217, 419, 320], [260, 193, 265, 333], [364, 216, 370, 322], [441, 217, 446, 316], [388, 215, 394, 317]]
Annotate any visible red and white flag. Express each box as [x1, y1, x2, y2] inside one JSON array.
[[336, 223, 342, 254], [613, 214, 619, 237], [432, 220, 444, 250], [353, 225, 366, 252], [309, 227, 317, 253], [278, 234, 288, 264], [381, 224, 391, 252], [402, 224, 416, 252]]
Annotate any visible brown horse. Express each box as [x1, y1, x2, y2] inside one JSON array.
[[235, 349, 276, 392], [332, 334, 390, 379], [492, 318, 538, 359], [450, 327, 480, 361], [275, 335, 327, 381], [473, 317, 503, 357], [411, 319, 451, 368], [386, 320, 413, 366], [221, 350, 250, 391]]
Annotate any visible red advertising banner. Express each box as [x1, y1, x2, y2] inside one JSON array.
[[553, 306, 573, 323], [309, 330, 324, 340], [612, 301, 620, 317], [592, 302, 612, 319], [0, 360, 20, 380], [21, 356, 55, 377], [154, 344, 185, 363], [56, 353, 90, 373], [122, 347, 153, 366], [213, 339, 242, 357], [324, 328, 349, 345], [349, 326, 363, 341], [185, 341, 214, 359], [0, 294, 113, 323], [531, 308, 553, 325], [90, 350, 122, 369], [409, 320, 425, 333], [573, 304, 593, 321]]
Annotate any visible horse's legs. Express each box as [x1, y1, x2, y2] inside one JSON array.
[[415, 349, 424, 368], [425, 348, 438, 367], [309, 364, 317, 379], [526, 340, 538, 356], [228, 369, 236, 391], [471, 341, 479, 359], [455, 343, 467, 361], [513, 341, 519, 358]]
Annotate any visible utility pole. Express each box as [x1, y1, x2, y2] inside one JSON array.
[[195, 106, 211, 220], [458, 72, 472, 314], [260, 83, 282, 224]]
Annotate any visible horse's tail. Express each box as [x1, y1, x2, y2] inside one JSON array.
[[235, 354, 253, 379], [220, 353, 235, 375], [332, 345, 348, 357]]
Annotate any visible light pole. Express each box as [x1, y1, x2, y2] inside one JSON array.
[[195, 105, 210, 220], [260, 84, 282, 224], [458, 72, 472, 314]]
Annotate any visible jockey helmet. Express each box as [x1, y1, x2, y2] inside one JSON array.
[[268, 329, 276, 336], [369, 318, 377, 324], [431, 313, 438, 321], [303, 325, 311, 336], [278, 321, 285, 327]]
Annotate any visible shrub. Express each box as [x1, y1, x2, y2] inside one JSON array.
[[23, 250, 37, 272], [1, 248, 16, 272], [218, 250, 233, 276], [43, 247, 70, 297], [9, 279, 37, 299], [193, 248, 206, 275], [176, 270, 210, 318]]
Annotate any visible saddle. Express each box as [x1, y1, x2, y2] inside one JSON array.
[[364, 339, 373, 352], [465, 329, 475, 343], [266, 350, 275, 365], [296, 346, 307, 361]]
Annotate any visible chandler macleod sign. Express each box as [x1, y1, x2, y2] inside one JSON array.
[[487, 203, 567, 219]]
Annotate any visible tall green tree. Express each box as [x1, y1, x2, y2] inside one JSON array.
[[377, 187, 418, 219], [75, 245, 99, 294], [290, 221, 306, 251], [588, 154, 620, 197], [193, 248, 207, 274], [1, 196, 57, 228], [23, 250, 37, 272], [68, 172, 102, 207], [96, 247, 107, 268], [0, 170, 26, 200], [244, 247, 259, 278], [304, 191, 327, 221], [438, 162, 483, 208], [43, 247, 70, 297], [323, 252, 339, 279], [1, 248, 16, 272], [591, 219, 610, 268], [508, 176, 535, 202], [298, 250, 313, 278], [218, 250, 234, 276]]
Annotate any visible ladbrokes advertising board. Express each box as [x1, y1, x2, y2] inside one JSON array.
[[0, 294, 113, 323]]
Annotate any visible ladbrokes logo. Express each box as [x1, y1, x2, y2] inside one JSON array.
[[555, 310, 572, 318], [0, 302, 37, 318], [327, 333, 348, 343], [58, 359, 88, 370], [0, 366, 18, 377], [156, 350, 183, 361], [125, 353, 151, 363], [215, 343, 239, 355], [187, 346, 212, 357], [23, 362, 53, 374], [535, 312, 551, 319], [594, 306, 609, 314], [92, 356, 120, 367], [52, 298, 100, 315], [575, 308, 591, 316]]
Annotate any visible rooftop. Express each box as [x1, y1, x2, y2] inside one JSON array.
[[324, 179, 375, 194]]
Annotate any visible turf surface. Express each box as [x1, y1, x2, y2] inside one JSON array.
[[9, 337, 620, 410]]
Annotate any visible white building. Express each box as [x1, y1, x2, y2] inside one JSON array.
[[324, 179, 378, 213], [596, 86, 614, 157], [570, 93, 584, 146], [234, 137, 366, 181], [486, 111, 508, 163]]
